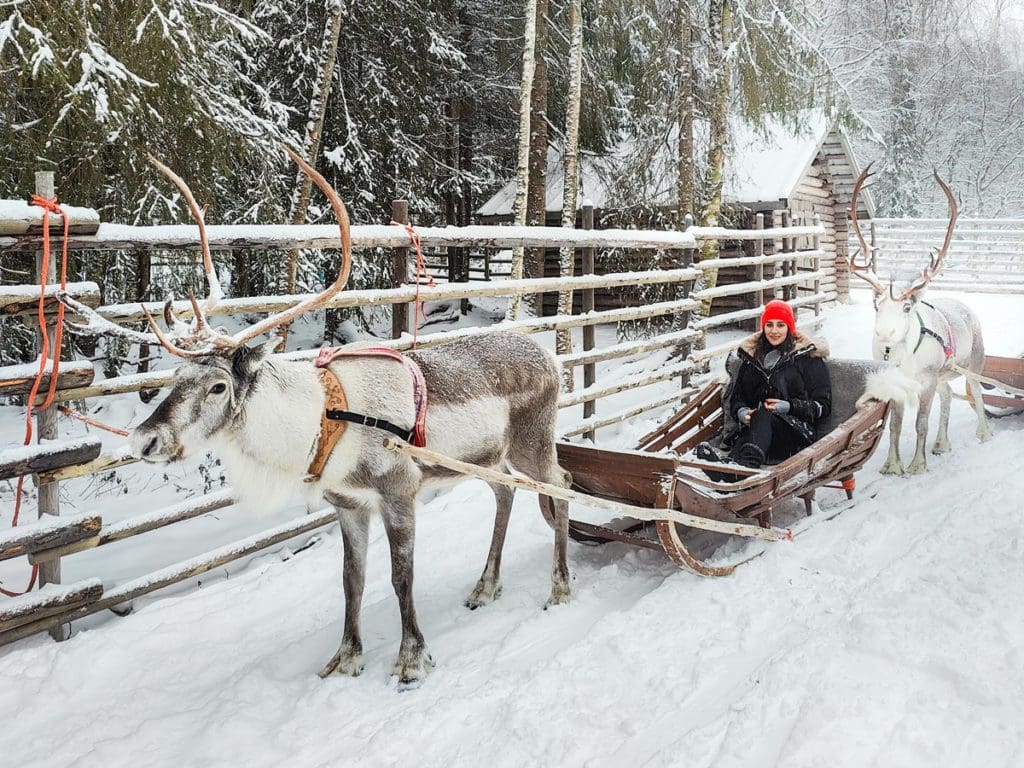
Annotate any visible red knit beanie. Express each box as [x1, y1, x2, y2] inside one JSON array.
[[760, 299, 796, 334]]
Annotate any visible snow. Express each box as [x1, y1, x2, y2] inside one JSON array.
[[0, 291, 1023, 766], [0, 437, 100, 468], [476, 110, 851, 216], [0, 200, 99, 235]]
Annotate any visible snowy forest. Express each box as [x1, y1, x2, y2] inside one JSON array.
[[2, 0, 1023, 309]]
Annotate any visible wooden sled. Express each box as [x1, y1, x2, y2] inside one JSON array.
[[543, 358, 890, 577], [980, 355, 1024, 415]]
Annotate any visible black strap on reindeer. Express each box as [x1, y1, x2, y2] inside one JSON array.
[[324, 409, 417, 443], [913, 303, 955, 358]]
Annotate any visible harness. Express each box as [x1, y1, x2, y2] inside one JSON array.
[[913, 302, 956, 359], [881, 303, 956, 362], [304, 347, 428, 482]]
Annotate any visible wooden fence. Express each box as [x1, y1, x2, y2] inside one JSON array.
[[853, 217, 1024, 294], [0, 207, 828, 646]]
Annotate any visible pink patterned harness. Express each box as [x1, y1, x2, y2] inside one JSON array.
[[314, 346, 428, 447]]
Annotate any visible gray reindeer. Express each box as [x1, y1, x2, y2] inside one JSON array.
[[62, 149, 572, 686]]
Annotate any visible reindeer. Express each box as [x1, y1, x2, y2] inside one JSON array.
[[848, 165, 992, 475], [61, 148, 573, 686]]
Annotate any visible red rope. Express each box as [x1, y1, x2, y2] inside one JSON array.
[[390, 222, 435, 348], [58, 406, 130, 437], [1, 195, 70, 598]]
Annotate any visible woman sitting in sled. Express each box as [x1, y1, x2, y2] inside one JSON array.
[[697, 300, 832, 472]]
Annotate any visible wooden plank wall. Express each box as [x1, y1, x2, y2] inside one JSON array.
[[788, 156, 839, 301]]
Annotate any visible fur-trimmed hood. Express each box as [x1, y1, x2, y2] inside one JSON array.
[[738, 329, 829, 360]]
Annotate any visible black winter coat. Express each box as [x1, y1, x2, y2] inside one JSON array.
[[729, 332, 832, 446]]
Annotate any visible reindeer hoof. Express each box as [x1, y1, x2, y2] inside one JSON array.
[[908, 459, 928, 474], [978, 429, 993, 443], [393, 648, 434, 688], [545, 582, 572, 608], [931, 441, 951, 455], [879, 460, 904, 476], [465, 580, 502, 610], [319, 645, 364, 678]]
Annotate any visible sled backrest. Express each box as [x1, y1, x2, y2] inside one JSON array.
[[722, 355, 884, 441]]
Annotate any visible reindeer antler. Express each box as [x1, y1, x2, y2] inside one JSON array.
[[848, 162, 886, 296], [897, 170, 958, 300], [60, 146, 352, 358], [136, 153, 236, 358], [227, 144, 352, 348]]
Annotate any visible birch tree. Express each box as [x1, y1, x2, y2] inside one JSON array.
[[276, 0, 344, 349], [696, 0, 732, 319], [555, 0, 585, 389], [508, 0, 540, 321]]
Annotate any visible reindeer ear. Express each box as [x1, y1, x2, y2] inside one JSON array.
[[230, 341, 274, 384]]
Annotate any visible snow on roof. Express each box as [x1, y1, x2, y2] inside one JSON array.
[[477, 110, 839, 217]]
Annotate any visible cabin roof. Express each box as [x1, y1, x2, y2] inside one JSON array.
[[476, 110, 875, 219]]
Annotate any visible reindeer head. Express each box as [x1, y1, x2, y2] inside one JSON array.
[[61, 146, 352, 464], [848, 164, 958, 346], [131, 343, 278, 462]]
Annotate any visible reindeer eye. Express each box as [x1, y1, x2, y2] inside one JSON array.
[[210, 383, 227, 395], [903, 304, 912, 313]]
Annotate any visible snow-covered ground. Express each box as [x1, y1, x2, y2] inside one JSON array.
[[2, 290, 1023, 767]]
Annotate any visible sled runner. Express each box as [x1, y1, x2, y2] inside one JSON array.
[[542, 358, 890, 576]]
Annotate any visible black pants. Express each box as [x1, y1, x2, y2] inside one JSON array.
[[729, 408, 806, 464]]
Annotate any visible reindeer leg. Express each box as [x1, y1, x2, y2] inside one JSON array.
[[908, 383, 937, 474], [932, 380, 952, 454], [320, 508, 370, 678], [546, 483, 572, 608], [880, 401, 905, 475], [538, 464, 574, 607], [380, 494, 433, 687], [967, 377, 993, 442], [466, 480, 514, 609]]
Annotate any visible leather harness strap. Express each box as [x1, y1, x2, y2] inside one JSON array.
[[305, 367, 349, 482], [304, 349, 429, 483]]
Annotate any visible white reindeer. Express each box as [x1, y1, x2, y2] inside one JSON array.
[[849, 166, 992, 475], [62, 149, 572, 686]]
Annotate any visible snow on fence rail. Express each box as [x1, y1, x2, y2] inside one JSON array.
[[850, 217, 1024, 295], [1, 218, 827, 646]]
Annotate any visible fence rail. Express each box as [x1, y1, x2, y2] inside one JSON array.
[[852, 217, 1024, 293], [1, 212, 827, 647]]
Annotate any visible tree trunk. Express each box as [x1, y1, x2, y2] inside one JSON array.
[[556, 0, 584, 391], [507, 0, 540, 321], [677, 1, 695, 223], [525, 0, 549, 316], [135, 248, 158, 402], [697, 0, 731, 321], [277, 0, 344, 350]]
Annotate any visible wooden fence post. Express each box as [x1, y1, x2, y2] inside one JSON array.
[[752, 212, 765, 324], [779, 210, 791, 301], [391, 200, 409, 340], [676, 212, 697, 360], [869, 219, 878, 273], [34, 171, 66, 641], [581, 204, 596, 442]]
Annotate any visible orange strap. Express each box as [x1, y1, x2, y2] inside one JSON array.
[[390, 221, 435, 348], [305, 367, 349, 481], [2, 196, 70, 598]]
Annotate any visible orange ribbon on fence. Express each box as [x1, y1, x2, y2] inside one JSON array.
[[1, 195, 71, 598]]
